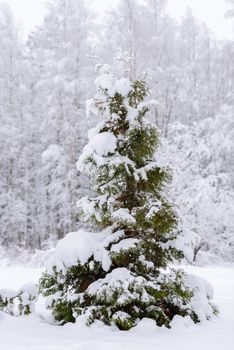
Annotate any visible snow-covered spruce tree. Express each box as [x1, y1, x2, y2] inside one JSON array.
[[39, 66, 216, 330]]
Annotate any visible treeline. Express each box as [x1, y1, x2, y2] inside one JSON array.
[[0, 0, 233, 261]]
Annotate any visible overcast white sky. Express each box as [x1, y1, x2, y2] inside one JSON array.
[[2, 0, 233, 40]]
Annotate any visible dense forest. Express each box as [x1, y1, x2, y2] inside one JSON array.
[[0, 0, 233, 263]]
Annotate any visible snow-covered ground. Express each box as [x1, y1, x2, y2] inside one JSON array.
[[0, 265, 234, 350]]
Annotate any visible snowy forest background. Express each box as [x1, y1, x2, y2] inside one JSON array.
[[0, 0, 233, 265]]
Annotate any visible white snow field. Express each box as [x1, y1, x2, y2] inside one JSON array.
[[0, 265, 234, 350]]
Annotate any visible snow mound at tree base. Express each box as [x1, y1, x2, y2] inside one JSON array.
[[0, 266, 233, 350], [38, 229, 217, 330]]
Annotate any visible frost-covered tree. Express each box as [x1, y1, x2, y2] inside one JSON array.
[[40, 144, 72, 240], [39, 67, 216, 330], [99, 0, 151, 80], [26, 0, 95, 242], [164, 108, 234, 262], [0, 4, 30, 250]]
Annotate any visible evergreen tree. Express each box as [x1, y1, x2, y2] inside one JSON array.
[[39, 67, 216, 330]]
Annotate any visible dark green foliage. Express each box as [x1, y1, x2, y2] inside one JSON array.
[[128, 79, 149, 108], [0, 287, 37, 316], [53, 300, 75, 324], [127, 126, 159, 163], [40, 260, 197, 328], [113, 315, 135, 331], [0, 295, 8, 310], [39, 76, 216, 329]]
